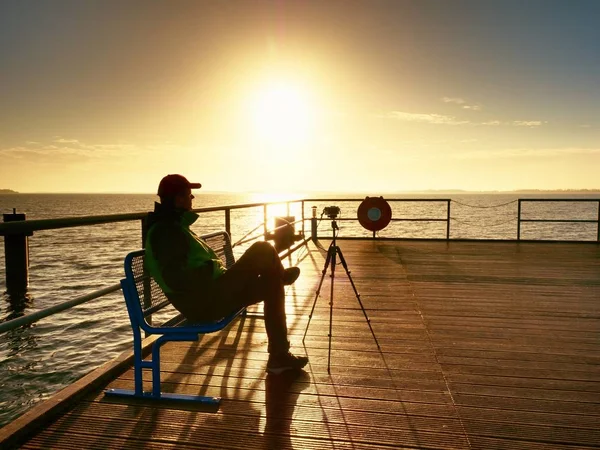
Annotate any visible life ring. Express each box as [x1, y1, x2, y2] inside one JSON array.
[[357, 196, 392, 231]]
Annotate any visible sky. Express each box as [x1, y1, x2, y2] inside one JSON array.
[[1, 0, 599, 194]]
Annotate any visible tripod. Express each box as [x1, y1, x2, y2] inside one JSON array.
[[302, 217, 380, 372]]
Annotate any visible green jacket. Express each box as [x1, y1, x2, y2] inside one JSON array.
[[144, 202, 226, 321]]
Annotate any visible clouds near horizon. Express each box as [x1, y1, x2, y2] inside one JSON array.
[[1, 0, 599, 192], [383, 111, 546, 128]]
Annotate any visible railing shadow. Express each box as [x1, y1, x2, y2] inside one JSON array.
[[60, 317, 263, 449]]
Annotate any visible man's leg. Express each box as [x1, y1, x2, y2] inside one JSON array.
[[213, 242, 289, 354], [211, 242, 307, 372], [223, 241, 300, 285]]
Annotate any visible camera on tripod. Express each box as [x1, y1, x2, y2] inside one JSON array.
[[305, 203, 380, 372], [323, 205, 341, 219]]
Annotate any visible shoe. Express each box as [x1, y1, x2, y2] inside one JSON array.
[[266, 351, 309, 374], [283, 267, 300, 285]]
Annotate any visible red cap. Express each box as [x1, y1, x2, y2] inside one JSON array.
[[157, 174, 202, 197]]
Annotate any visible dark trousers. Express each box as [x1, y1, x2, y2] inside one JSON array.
[[210, 242, 289, 355]]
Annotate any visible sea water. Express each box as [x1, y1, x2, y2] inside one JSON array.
[[0, 192, 598, 426]]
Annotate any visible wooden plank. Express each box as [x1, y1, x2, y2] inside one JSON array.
[[4, 240, 600, 449], [458, 405, 600, 430], [36, 401, 470, 450]]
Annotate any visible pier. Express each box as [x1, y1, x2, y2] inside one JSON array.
[[1, 239, 599, 449]]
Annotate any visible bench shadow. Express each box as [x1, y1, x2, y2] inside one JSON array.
[[165, 313, 261, 445], [64, 245, 315, 448]]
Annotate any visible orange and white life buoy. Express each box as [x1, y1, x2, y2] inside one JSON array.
[[357, 196, 392, 231]]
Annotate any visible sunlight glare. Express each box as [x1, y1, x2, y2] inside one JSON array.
[[249, 82, 314, 146]]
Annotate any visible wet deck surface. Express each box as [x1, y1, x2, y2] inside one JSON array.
[[15, 240, 600, 449]]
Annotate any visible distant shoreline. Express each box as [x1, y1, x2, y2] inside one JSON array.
[[1, 189, 599, 195], [404, 189, 600, 194]]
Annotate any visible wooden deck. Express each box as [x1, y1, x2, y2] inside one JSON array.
[[4, 240, 600, 449]]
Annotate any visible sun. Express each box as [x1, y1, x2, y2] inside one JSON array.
[[249, 81, 314, 147]]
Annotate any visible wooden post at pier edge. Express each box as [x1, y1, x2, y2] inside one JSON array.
[[2, 209, 31, 294]]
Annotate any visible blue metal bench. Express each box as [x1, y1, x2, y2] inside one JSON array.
[[104, 230, 246, 405]]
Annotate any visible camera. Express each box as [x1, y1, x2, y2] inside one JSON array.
[[323, 205, 341, 219]]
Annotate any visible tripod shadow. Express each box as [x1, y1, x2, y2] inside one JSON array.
[[264, 369, 310, 449]]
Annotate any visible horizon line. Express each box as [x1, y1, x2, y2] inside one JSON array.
[[2, 188, 600, 195]]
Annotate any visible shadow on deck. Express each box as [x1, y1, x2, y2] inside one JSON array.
[[4, 240, 600, 449]]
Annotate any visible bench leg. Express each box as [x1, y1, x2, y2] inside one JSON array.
[[152, 335, 164, 397], [133, 330, 144, 396], [105, 333, 221, 405], [154, 335, 224, 403], [104, 388, 221, 404]]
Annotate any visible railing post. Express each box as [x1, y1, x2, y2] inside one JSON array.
[[311, 206, 318, 241], [446, 200, 451, 240], [517, 199, 522, 241], [301, 201, 305, 239], [225, 209, 231, 239], [263, 204, 268, 241], [2, 209, 31, 294], [597, 200, 600, 242]]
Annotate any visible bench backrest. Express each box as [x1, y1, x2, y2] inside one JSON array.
[[122, 231, 236, 333]]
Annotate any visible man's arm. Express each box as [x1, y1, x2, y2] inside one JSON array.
[[151, 223, 214, 293]]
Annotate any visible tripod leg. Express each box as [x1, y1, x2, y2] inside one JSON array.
[[302, 244, 334, 343], [327, 245, 336, 373], [336, 246, 381, 350]]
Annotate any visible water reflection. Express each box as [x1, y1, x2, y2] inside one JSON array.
[[1, 289, 37, 357], [2, 289, 33, 321], [1, 290, 40, 427]]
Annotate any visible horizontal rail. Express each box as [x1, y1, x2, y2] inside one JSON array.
[[519, 198, 600, 202], [304, 198, 452, 202], [0, 199, 304, 234], [520, 219, 598, 223], [233, 233, 265, 247], [316, 217, 447, 222], [279, 236, 311, 259], [233, 218, 305, 247], [309, 198, 452, 240], [0, 213, 147, 235], [0, 235, 308, 334], [392, 218, 448, 222], [269, 218, 305, 229], [232, 222, 266, 247], [332, 236, 600, 243], [517, 198, 600, 241], [0, 283, 122, 334]]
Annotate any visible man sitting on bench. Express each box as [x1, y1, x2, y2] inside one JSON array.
[[145, 174, 309, 374]]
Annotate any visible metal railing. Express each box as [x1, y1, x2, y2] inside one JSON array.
[[306, 197, 600, 242], [517, 198, 600, 241], [305, 198, 452, 239], [1, 196, 599, 334], [0, 199, 310, 334], [0, 283, 121, 334], [0, 201, 307, 241]]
